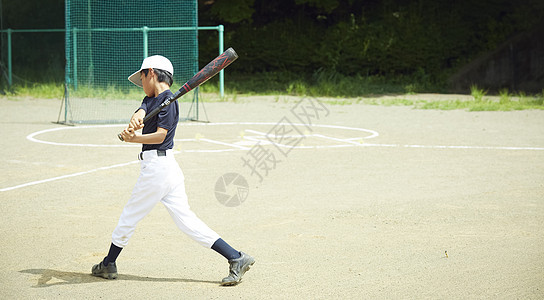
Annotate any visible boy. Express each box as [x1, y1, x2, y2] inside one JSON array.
[[91, 55, 254, 286]]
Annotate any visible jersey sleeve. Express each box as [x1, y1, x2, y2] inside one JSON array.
[[138, 97, 149, 113], [157, 100, 178, 131]]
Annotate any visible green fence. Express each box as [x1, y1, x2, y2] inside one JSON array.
[[0, 26, 225, 124], [0, 26, 225, 92], [1, 0, 227, 124], [64, 0, 198, 123], [64, 26, 225, 90], [0, 28, 65, 86]]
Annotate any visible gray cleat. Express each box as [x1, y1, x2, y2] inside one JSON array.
[[92, 261, 118, 280], [221, 252, 255, 286]]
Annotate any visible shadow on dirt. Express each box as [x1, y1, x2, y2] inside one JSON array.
[[20, 269, 220, 287]]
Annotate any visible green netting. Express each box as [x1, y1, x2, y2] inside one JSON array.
[[65, 0, 198, 123]]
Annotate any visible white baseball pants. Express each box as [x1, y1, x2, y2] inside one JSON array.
[[112, 149, 220, 248]]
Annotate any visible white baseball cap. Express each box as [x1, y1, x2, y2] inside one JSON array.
[[128, 55, 174, 87]]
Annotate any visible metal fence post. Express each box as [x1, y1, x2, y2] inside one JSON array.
[[218, 25, 224, 98], [143, 26, 149, 59], [7, 28, 12, 86], [73, 27, 78, 90]]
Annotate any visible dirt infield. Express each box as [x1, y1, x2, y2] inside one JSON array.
[[1, 95, 543, 299]]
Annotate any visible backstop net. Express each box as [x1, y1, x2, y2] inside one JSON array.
[[64, 0, 198, 123]]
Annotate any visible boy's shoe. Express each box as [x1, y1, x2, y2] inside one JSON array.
[[91, 261, 118, 280], [221, 252, 255, 286]]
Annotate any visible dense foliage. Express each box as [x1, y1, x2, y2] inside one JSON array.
[[1, 0, 543, 93], [199, 0, 543, 79]]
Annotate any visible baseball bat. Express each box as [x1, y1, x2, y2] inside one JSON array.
[[118, 47, 239, 141]]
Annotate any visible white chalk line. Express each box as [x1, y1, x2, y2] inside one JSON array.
[[0, 149, 183, 193], [356, 143, 544, 150], [238, 130, 544, 151], [27, 125, 137, 148], [26, 122, 379, 149], [0, 160, 139, 192], [4, 123, 542, 193], [3, 140, 541, 192], [199, 138, 251, 150]]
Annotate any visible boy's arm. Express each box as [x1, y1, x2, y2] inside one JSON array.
[[128, 109, 146, 131], [121, 127, 168, 144], [122, 108, 167, 144]]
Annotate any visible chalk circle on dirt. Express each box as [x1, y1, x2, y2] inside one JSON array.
[[26, 122, 380, 151]]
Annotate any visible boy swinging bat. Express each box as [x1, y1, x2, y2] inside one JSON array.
[[93, 50, 255, 286]]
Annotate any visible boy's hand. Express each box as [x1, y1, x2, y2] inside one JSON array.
[[129, 116, 144, 131], [117, 109, 145, 141], [121, 127, 138, 142]]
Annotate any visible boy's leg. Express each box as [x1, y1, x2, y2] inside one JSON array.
[[161, 181, 220, 248], [161, 181, 254, 286], [93, 159, 165, 279], [104, 243, 123, 265], [111, 160, 166, 248], [211, 238, 241, 260]]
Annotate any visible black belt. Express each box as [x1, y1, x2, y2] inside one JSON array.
[[138, 149, 167, 160]]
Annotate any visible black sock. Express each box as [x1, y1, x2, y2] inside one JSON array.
[[211, 238, 241, 260], [103, 243, 123, 265]]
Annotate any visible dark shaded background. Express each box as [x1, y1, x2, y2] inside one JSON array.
[[1, 0, 543, 93]]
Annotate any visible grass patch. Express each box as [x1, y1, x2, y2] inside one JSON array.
[[418, 100, 467, 110], [213, 70, 444, 97], [416, 92, 544, 111], [470, 85, 487, 102], [4, 82, 65, 99], [1, 82, 184, 101], [2, 76, 543, 111], [69, 85, 142, 100]]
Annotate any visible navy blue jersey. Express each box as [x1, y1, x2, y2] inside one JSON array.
[[138, 90, 178, 151]]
